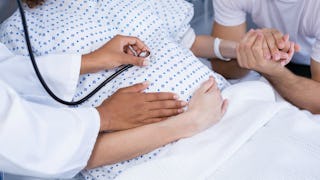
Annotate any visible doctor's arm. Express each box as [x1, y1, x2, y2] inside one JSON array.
[[0, 80, 186, 178], [0, 81, 100, 178], [0, 34, 149, 102], [81, 35, 150, 74]]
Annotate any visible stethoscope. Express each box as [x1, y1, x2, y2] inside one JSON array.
[[16, 0, 149, 106]]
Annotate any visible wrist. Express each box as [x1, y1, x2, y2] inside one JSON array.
[[214, 38, 238, 61], [96, 106, 111, 132], [81, 54, 94, 74], [81, 53, 105, 74], [262, 65, 286, 79], [220, 39, 238, 59], [263, 66, 295, 84], [160, 111, 198, 139]]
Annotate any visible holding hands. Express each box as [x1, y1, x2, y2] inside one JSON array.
[[237, 29, 299, 75]]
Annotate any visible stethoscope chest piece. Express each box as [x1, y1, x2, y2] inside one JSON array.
[[138, 51, 150, 58]]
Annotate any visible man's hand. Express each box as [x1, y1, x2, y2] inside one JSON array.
[[260, 28, 300, 64], [81, 35, 150, 74], [96, 82, 187, 131], [237, 30, 295, 75]]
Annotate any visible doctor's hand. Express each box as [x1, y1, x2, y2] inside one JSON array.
[[96, 81, 187, 132], [81, 35, 150, 74]]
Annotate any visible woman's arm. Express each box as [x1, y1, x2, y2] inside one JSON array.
[[190, 35, 238, 59], [86, 77, 228, 169], [86, 116, 187, 168]]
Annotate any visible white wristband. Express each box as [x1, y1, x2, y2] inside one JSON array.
[[214, 38, 231, 61]]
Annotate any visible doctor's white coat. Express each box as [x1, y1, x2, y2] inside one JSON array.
[[0, 43, 100, 179]]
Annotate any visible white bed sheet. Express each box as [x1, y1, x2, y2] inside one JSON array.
[[210, 109, 320, 180], [115, 80, 320, 180]]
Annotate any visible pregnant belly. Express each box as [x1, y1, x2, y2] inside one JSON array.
[[75, 41, 228, 107]]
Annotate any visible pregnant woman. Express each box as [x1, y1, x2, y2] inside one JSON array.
[[0, 0, 262, 179]]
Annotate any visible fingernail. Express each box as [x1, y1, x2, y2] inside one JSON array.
[[142, 81, 150, 86], [142, 60, 149, 66], [178, 109, 184, 113], [173, 94, 179, 100], [180, 101, 188, 106], [274, 53, 280, 60], [144, 46, 150, 51]]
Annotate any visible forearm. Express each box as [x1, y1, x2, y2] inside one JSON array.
[[86, 113, 190, 169], [211, 22, 249, 79], [264, 68, 320, 114], [191, 35, 247, 78], [191, 36, 237, 59], [212, 60, 250, 79], [0, 81, 100, 178], [80, 54, 104, 74]]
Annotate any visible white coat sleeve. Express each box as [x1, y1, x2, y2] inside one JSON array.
[[0, 43, 82, 105], [0, 80, 100, 178]]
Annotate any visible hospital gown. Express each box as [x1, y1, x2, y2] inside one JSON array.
[[0, 0, 229, 179]]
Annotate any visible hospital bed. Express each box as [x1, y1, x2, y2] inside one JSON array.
[[115, 2, 320, 179], [1, 1, 320, 180], [108, 1, 319, 179]]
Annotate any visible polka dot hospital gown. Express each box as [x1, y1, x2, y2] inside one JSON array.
[[0, 0, 229, 179]]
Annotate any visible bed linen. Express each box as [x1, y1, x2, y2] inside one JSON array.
[[116, 80, 320, 180]]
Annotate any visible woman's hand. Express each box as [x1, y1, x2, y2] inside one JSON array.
[[164, 77, 228, 138], [185, 77, 228, 137], [81, 35, 150, 74]]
